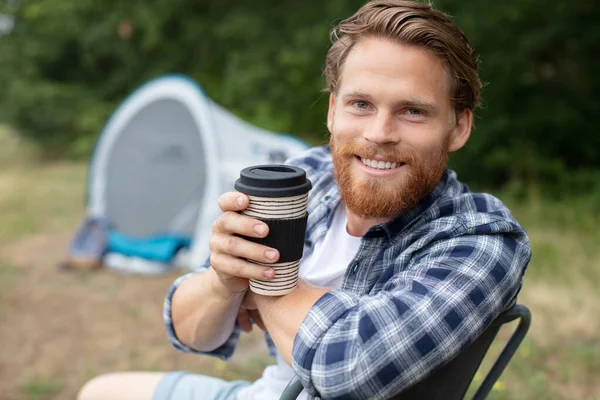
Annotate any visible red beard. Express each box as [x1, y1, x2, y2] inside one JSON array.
[[330, 137, 449, 219]]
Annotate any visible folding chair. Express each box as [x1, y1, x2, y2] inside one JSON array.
[[280, 303, 531, 400]]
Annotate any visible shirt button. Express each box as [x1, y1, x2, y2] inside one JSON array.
[[305, 240, 312, 247]]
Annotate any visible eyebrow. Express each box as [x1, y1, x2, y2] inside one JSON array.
[[341, 91, 440, 113]]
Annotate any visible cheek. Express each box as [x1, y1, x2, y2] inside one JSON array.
[[401, 124, 448, 151], [332, 112, 365, 140]]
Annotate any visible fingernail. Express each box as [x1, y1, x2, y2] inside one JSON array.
[[265, 250, 277, 261], [236, 196, 245, 207], [254, 224, 266, 236], [263, 269, 274, 279]]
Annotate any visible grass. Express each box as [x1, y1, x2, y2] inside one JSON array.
[[462, 189, 600, 400], [0, 127, 86, 241], [0, 260, 21, 292], [20, 378, 63, 400], [0, 125, 599, 399]]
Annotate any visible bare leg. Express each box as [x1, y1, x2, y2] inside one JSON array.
[[77, 372, 165, 400]]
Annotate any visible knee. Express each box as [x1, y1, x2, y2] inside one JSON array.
[[77, 373, 119, 400], [77, 371, 163, 400]]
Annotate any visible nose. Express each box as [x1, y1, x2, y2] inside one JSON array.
[[363, 111, 399, 145]]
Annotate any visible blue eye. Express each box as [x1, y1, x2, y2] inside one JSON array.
[[354, 101, 369, 110], [407, 108, 422, 116]]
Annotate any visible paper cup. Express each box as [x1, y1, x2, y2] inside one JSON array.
[[234, 165, 312, 296], [248, 260, 300, 296]]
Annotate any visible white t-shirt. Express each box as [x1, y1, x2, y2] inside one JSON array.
[[236, 204, 361, 400]]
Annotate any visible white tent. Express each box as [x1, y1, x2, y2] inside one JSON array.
[[80, 74, 309, 273]]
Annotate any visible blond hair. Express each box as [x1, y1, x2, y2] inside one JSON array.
[[325, 0, 482, 113]]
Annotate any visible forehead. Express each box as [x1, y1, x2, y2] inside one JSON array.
[[338, 37, 451, 105]]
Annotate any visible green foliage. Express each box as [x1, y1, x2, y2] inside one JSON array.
[[439, 0, 600, 192], [0, 0, 599, 191]]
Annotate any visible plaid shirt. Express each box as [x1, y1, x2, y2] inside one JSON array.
[[163, 145, 531, 399]]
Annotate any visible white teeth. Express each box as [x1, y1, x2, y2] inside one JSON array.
[[360, 158, 401, 170]]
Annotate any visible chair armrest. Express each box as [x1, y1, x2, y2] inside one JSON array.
[[279, 375, 304, 400], [472, 304, 532, 400]]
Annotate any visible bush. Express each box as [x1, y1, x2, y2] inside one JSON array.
[[1, 0, 598, 193]]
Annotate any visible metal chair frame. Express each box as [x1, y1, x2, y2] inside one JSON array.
[[280, 304, 531, 400]]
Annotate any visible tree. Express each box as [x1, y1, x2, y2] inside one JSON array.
[[1, 0, 599, 192]]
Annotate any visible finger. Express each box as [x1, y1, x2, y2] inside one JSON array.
[[237, 310, 252, 333], [248, 309, 267, 331], [210, 234, 279, 264], [218, 192, 249, 213], [212, 211, 269, 239], [211, 253, 275, 280]]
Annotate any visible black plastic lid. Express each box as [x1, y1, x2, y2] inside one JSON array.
[[234, 165, 312, 197]]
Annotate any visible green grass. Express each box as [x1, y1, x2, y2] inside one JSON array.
[[0, 126, 599, 399], [459, 190, 600, 399], [0, 125, 86, 241], [0, 125, 39, 169], [502, 191, 600, 285], [20, 378, 63, 400], [0, 260, 21, 293], [0, 260, 21, 323]]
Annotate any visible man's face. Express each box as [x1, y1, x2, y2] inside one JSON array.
[[328, 37, 471, 219]]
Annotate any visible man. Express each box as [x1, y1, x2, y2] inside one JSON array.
[[78, 1, 531, 399]]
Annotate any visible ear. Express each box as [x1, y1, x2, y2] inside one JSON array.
[[447, 109, 473, 152], [327, 93, 336, 133]]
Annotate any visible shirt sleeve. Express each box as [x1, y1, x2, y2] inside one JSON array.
[[163, 266, 243, 361], [161, 147, 333, 360], [285, 145, 331, 178], [291, 225, 531, 399]]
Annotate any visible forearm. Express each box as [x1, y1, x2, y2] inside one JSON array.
[[254, 280, 330, 366], [171, 268, 244, 352]]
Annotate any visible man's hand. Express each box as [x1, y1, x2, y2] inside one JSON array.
[[237, 290, 266, 332], [208, 191, 280, 296], [170, 192, 278, 352]]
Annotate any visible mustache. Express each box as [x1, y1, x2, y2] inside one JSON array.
[[331, 140, 417, 164]]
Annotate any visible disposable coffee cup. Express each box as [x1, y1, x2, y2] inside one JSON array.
[[234, 165, 312, 296]]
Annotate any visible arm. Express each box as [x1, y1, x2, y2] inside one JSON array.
[[171, 268, 245, 352], [164, 191, 279, 359], [251, 281, 330, 366], [163, 268, 245, 359], [255, 229, 531, 399], [164, 146, 331, 357]]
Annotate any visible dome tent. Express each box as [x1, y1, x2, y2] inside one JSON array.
[[67, 74, 309, 274]]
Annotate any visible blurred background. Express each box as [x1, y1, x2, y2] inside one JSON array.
[[0, 0, 599, 399]]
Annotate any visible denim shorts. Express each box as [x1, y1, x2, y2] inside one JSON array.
[[153, 371, 250, 400]]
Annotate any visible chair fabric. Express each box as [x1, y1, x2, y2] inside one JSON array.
[[279, 304, 531, 400]]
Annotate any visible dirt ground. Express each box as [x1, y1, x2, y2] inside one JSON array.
[[0, 233, 271, 400], [2, 228, 600, 400], [2, 126, 599, 400]]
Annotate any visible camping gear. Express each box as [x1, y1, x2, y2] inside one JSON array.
[[67, 74, 309, 274], [64, 216, 112, 269]]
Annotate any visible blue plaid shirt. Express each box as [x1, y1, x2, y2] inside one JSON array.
[[164, 145, 531, 399]]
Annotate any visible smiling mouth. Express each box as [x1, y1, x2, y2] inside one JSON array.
[[356, 155, 405, 170]]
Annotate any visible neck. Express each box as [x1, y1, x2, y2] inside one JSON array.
[[345, 205, 393, 237]]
